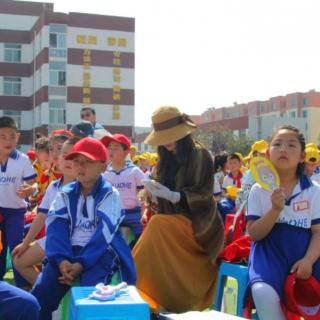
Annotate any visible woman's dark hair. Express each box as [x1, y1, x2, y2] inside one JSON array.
[[155, 134, 195, 184], [270, 124, 306, 177], [213, 154, 228, 174]]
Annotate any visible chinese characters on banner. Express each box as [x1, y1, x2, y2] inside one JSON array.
[[76, 35, 97, 106], [108, 37, 127, 120], [76, 35, 128, 119]]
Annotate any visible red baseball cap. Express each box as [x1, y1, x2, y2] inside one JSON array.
[[101, 133, 131, 149], [65, 137, 107, 162], [51, 129, 72, 138], [284, 273, 320, 319]]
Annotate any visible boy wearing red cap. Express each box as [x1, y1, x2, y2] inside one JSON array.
[[31, 137, 136, 320], [101, 134, 145, 241]]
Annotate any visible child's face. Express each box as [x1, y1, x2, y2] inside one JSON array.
[[305, 162, 318, 176], [37, 150, 51, 170], [228, 159, 241, 174], [58, 143, 75, 177], [269, 129, 305, 172], [49, 138, 65, 167], [72, 154, 106, 184], [0, 128, 19, 156], [139, 158, 148, 169], [107, 141, 128, 163], [130, 148, 136, 158]]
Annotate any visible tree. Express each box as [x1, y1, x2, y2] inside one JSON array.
[[195, 125, 253, 156]]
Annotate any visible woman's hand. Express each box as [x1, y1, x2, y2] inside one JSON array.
[[291, 257, 313, 280], [143, 180, 180, 203], [271, 188, 285, 212]]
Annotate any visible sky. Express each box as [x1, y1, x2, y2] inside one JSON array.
[[29, 0, 320, 126]]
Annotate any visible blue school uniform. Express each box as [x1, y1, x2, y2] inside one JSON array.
[[31, 175, 136, 320], [246, 175, 320, 298], [0, 280, 40, 320]]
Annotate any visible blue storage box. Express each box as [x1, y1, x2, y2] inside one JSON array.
[[69, 285, 150, 320]]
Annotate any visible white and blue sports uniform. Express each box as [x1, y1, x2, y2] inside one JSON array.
[[0, 149, 36, 287], [246, 174, 320, 298], [31, 175, 136, 319], [35, 178, 64, 249], [103, 160, 145, 237]]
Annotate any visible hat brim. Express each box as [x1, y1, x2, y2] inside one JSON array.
[[65, 151, 102, 161], [144, 122, 196, 146]]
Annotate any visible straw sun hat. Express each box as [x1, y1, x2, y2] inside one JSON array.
[[144, 106, 197, 146]]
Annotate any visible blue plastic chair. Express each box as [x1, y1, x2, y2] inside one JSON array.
[[214, 262, 249, 317]]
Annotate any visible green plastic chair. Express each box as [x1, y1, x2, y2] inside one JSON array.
[[6, 248, 12, 271]]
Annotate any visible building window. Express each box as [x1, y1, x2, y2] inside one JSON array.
[[302, 97, 309, 106], [302, 110, 308, 118], [291, 97, 296, 107], [49, 49, 67, 58], [259, 104, 264, 113], [49, 24, 67, 33], [49, 71, 66, 86], [49, 99, 66, 109], [4, 44, 21, 62], [291, 111, 296, 118], [271, 103, 276, 111], [3, 77, 21, 96], [49, 33, 66, 49], [3, 110, 21, 129], [49, 109, 66, 124], [49, 61, 66, 70]]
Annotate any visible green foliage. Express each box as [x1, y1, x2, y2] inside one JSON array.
[[195, 125, 253, 155]]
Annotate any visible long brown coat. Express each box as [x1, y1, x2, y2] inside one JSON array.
[[155, 142, 225, 260]]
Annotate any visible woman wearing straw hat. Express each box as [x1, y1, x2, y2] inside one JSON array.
[[132, 106, 224, 313]]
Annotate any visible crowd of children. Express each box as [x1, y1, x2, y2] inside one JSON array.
[[0, 111, 319, 320]]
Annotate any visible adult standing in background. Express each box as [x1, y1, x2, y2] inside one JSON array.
[[80, 107, 112, 139], [80, 107, 104, 130], [133, 106, 224, 313]]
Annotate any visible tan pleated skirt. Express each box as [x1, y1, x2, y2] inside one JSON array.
[[132, 214, 218, 313]]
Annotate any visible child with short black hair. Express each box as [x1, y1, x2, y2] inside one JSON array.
[[0, 116, 37, 287], [12, 137, 78, 287], [101, 134, 145, 240], [32, 137, 135, 320], [222, 153, 243, 189], [29, 137, 51, 207]]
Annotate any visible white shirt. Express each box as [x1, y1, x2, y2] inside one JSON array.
[[38, 178, 63, 214], [247, 176, 320, 229], [103, 162, 145, 209], [213, 174, 222, 195], [0, 150, 36, 209], [222, 172, 243, 189], [71, 193, 97, 247], [311, 172, 320, 185]]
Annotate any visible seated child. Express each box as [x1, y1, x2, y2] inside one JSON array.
[[0, 116, 37, 287], [12, 137, 78, 287], [222, 153, 243, 190], [31, 137, 136, 320], [101, 134, 145, 240]]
